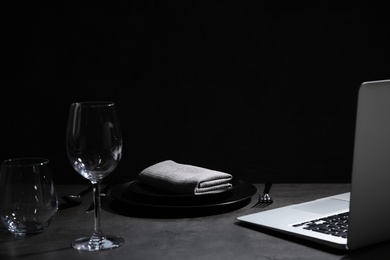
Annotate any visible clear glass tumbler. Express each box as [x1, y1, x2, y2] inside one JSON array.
[[0, 158, 58, 236]]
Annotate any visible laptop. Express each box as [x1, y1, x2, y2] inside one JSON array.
[[237, 79, 390, 250]]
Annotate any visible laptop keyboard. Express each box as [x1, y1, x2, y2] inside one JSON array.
[[292, 212, 349, 238]]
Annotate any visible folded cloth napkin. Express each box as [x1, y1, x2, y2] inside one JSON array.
[[138, 160, 233, 195]]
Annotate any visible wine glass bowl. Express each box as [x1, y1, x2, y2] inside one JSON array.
[[66, 101, 124, 251]]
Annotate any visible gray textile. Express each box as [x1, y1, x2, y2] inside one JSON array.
[[138, 160, 233, 195]]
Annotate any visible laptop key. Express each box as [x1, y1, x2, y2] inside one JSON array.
[[295, 212, 349, 238]]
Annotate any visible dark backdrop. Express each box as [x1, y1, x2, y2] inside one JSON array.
[[2, 2, 390, 184]]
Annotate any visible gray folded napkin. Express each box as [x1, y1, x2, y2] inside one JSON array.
[[138, 160, 233, 195]]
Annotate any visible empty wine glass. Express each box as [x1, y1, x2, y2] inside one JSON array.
[[66, 101, 124, 251]]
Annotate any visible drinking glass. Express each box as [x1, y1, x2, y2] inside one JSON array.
[[66, 101, 124, 251], [0, 158, 58, 236]]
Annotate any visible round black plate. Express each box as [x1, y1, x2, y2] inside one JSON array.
[[110, 180, 257, 209]]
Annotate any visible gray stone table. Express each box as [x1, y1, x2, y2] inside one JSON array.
[[1, 183, 389, 260]]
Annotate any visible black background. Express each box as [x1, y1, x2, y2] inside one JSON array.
[[2, 2, 390, 184]]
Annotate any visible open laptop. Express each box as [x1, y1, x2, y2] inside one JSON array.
[[237, 79, 390, 250]]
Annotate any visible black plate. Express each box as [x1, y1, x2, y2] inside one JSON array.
[[110, 179, 257, 209]]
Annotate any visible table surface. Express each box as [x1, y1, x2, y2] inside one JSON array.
[[1, 182, 389, 260]]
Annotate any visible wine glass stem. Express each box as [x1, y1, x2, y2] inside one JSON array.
[[92, 181, 103, 240]]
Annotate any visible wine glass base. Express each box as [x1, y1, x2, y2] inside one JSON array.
[[72, 235, 124, 251]]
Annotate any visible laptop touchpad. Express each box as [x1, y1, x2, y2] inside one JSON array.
[[293, 198, 349, 214]]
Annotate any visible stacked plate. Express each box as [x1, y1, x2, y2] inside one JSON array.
[[109, 179, 257, 218]]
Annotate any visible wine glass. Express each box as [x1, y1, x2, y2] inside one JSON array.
[[66, 101, 124, 251]]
